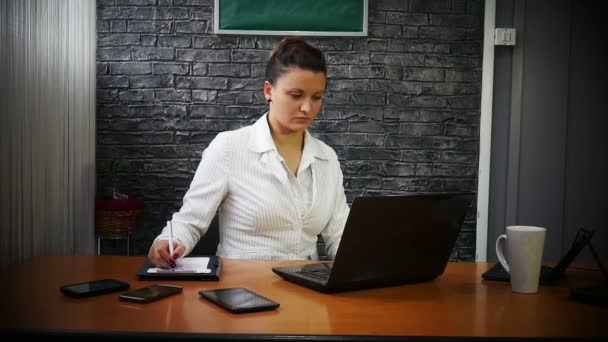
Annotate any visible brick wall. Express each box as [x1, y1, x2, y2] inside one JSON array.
[[96, 0, 483, 260]]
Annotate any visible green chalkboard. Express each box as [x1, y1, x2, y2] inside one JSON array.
[[214, 0, 368, 36]]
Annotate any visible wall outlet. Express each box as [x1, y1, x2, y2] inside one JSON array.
[[495, 28, 516, 46]]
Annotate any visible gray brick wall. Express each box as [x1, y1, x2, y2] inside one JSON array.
[[96, 0, 483, 260]]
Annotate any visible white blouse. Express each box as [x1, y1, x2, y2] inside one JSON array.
[[153, 113, 350, 260]]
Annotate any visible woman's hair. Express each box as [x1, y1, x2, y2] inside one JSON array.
[[265, 36, 327, 85]]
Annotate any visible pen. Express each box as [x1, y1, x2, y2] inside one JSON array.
[[168, 220, 175, 266]]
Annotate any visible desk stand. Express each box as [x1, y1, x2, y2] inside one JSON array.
[[95, 208, 141, 256], [586, 240, 608, 281], [96, 233, 131, 256], [569, 239, 608, 305]]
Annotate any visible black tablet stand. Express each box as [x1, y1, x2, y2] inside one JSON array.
[[569, 228, 608, 306]]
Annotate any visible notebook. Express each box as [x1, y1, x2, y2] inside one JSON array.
[[272, 192, 474, 293], [137, 255, 221, 281]]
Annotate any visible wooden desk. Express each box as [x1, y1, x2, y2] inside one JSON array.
[[0, 256, 605, 340]]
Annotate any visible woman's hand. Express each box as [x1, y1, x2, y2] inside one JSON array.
[[147, 239, 186, 268]]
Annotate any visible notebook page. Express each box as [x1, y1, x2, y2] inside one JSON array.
[[147, 257, 211, 273]]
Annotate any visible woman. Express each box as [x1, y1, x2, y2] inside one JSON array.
[[148, 36, 350, 268]]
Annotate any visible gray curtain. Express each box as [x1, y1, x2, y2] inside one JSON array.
[[0, 0, 96, 271]]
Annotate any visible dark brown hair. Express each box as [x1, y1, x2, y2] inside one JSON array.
[[265, 36, 327, 85]]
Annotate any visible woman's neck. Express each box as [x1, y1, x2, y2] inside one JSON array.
[[267, 114, 305, 150], [272, 130, 304, 150], [267, 114, 305, 175]]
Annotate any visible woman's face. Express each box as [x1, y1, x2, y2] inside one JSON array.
[[264, 67, 326, 135]]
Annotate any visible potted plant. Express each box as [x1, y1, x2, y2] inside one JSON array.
[[99, 159, 133, 200], [95, 160, 144, 253]]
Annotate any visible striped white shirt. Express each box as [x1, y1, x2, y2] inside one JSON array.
[[153, 113, 350, 260]]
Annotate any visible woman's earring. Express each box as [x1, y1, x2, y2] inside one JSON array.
[[266, 98, 272, 103]]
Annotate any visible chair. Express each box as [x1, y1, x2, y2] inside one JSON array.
[[190, 214, 220, 256]]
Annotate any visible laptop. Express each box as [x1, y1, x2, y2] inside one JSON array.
[[272, 192, 475, 293]]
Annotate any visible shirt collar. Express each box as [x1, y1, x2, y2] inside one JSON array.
[[248, 113, 329, 162]]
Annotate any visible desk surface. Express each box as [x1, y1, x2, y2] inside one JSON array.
[[0, 256, 606, 340]]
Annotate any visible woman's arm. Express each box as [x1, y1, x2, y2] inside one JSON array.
[[150, 132, 232, 258]]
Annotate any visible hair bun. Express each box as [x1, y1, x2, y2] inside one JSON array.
[[265, 36, 326, 85]]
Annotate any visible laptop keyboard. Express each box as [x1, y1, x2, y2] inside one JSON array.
[[297, 267, 331, 281]]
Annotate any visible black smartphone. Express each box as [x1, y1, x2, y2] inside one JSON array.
[[119, 284, 183, 304], [199, 287, 280, 313], [60, 278, 130, 298]]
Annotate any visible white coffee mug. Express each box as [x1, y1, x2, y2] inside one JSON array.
[[495, 225, 546, 293]]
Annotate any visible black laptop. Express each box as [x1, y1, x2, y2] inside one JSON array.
[[272, 193, 475, 293]]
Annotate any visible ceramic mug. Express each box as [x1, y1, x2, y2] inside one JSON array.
[[496, 225, 546, 293]]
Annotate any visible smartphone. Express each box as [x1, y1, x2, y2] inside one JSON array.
[[60, 278, 130, 298], [119, 284, 183, 304], [199, 287, 280, 313]]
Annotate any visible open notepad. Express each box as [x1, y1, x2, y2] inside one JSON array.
[[147, 257, 212, 274], [137, 256, 221, 280]]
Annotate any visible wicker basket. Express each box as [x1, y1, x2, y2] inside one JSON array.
[[95, 209, 143, 239]]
